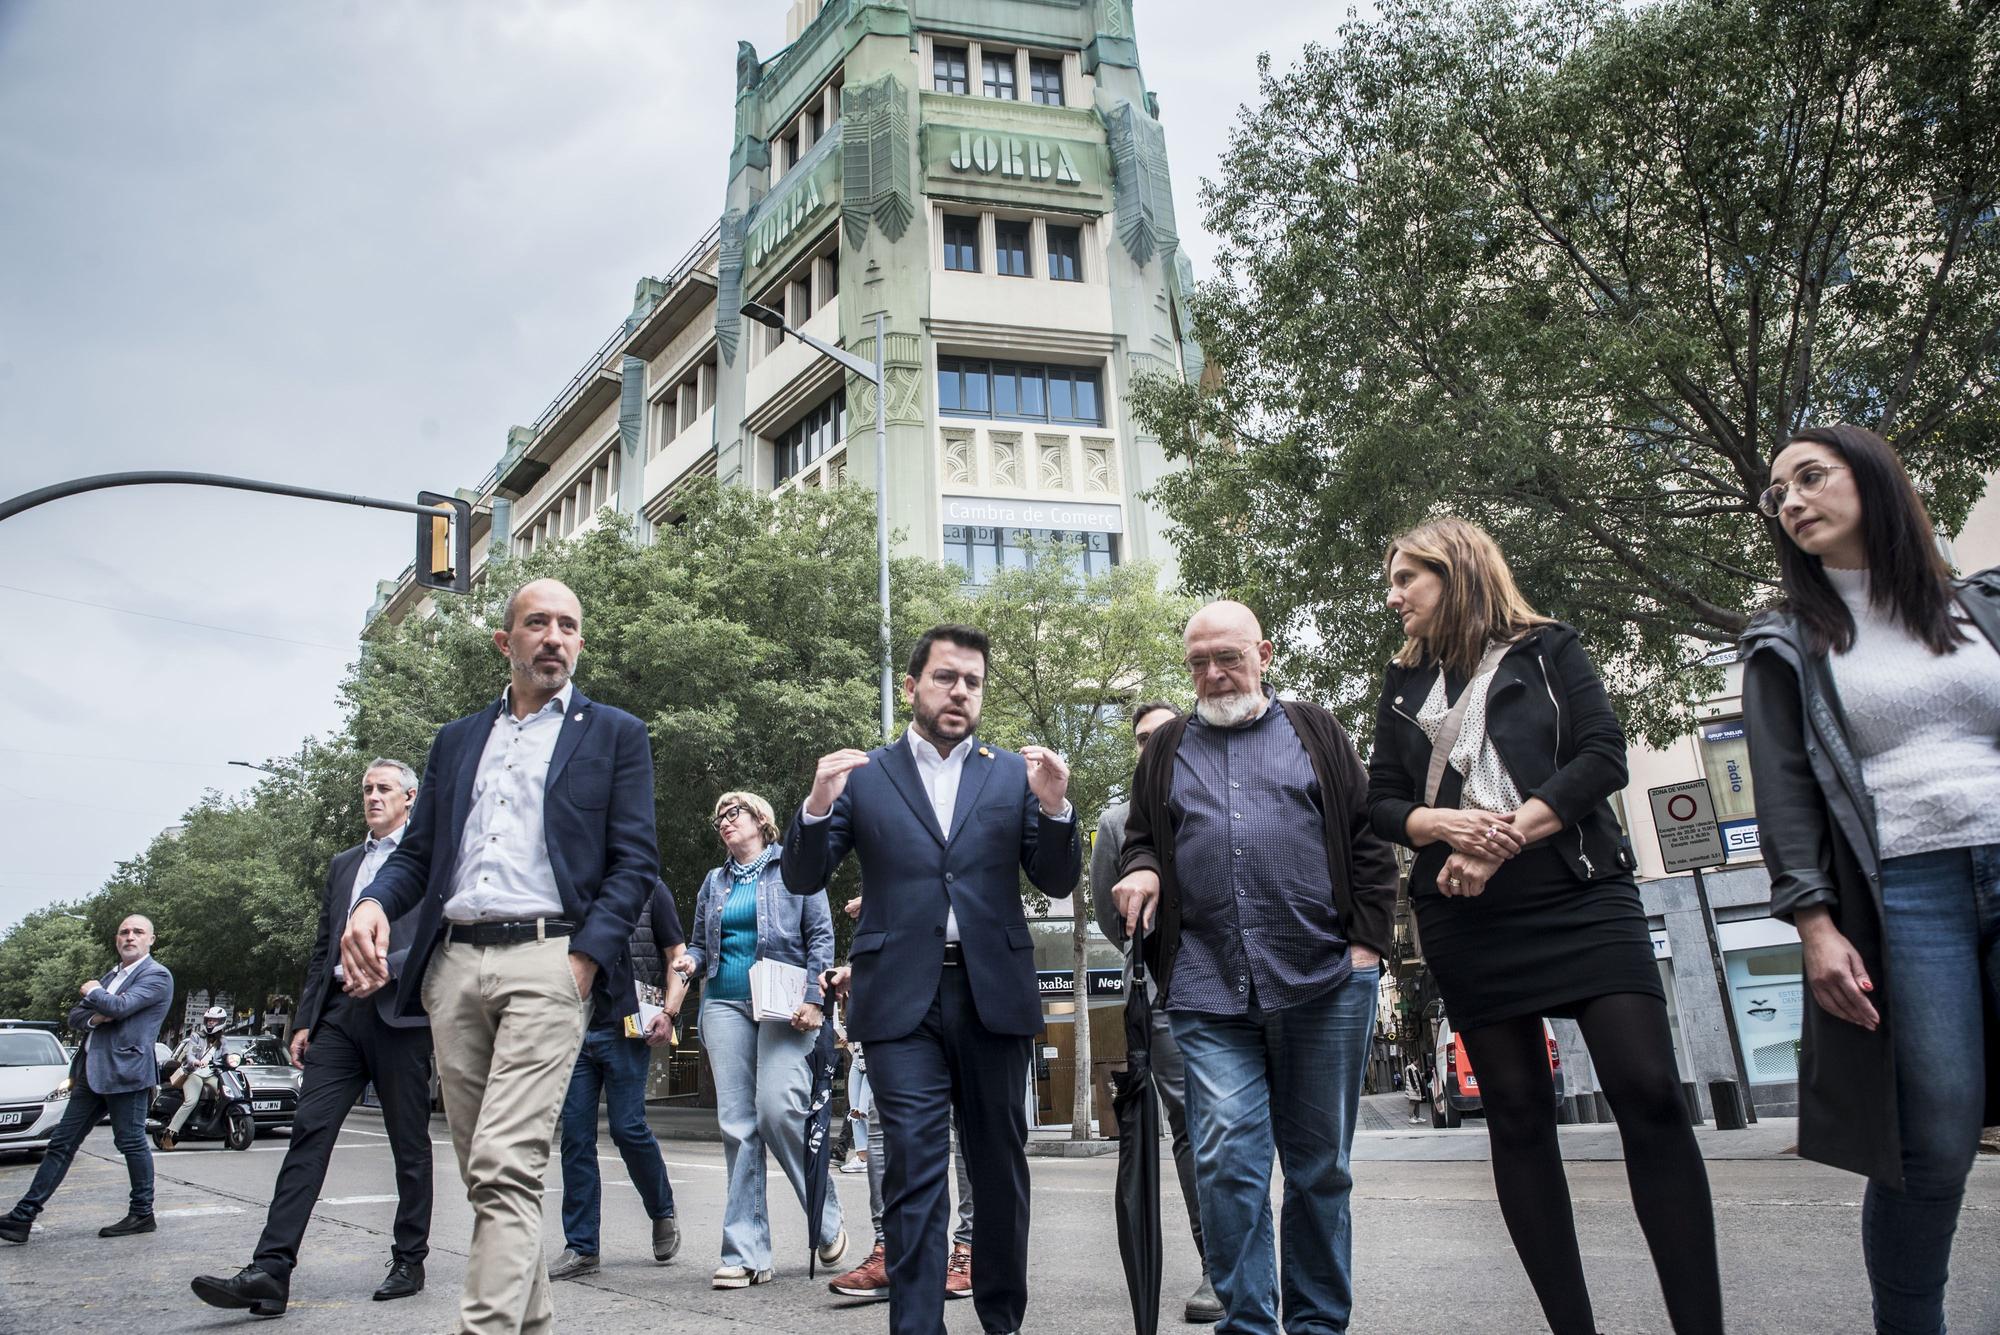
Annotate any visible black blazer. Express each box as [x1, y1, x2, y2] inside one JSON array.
[[1367, 622, 1635, 896], [295, 840, 429, 1033]]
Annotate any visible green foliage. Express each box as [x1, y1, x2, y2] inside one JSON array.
[[0, 904, 104, 1025], [1132, 0, 2000, 745]]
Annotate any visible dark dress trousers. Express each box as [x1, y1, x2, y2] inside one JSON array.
[[254, 841, 433, 1279], [783, 735, 1081, 1335]]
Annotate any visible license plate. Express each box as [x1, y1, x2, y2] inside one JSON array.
[[0, 1111, 22, 1127], [252, 1100, 280, 1112]]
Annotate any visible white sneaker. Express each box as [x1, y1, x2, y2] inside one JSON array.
[[839, 1152, 868, 1174], [712, 1265, 775, 1289], [816, 1228, 849, 1267]]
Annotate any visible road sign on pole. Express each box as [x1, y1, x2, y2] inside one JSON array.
[[1646, 778, 1756, 1126], [1647, 778, 1727, 873]]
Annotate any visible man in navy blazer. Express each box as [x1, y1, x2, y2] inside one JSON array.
[[339, 578, 658, 1335], [785, 624, 1079, 1335], [2, 915, 174, 1244], [191, 758, 435, 1317]]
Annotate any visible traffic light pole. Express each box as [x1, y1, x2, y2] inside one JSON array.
[[0, 470, 449, 526]]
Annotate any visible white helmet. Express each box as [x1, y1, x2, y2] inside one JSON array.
[[201, 1005, 228, 1028]]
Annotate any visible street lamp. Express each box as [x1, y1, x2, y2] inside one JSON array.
[[228, 760, 278, 775], [741, 301, 894, 742]]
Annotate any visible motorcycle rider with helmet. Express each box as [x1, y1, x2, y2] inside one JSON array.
[[162, 1006, 230, 1149]]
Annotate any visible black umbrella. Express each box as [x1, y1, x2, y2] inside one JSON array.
[[802, 978, 842, 1277], [1112, 923, 1163, 1335]]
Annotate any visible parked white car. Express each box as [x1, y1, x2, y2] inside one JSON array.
[[0, 1023, 75, 1156]]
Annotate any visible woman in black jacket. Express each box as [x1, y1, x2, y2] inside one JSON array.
[[1742, 423, 2000, 1335], [1367, 517, 1721, 1335]]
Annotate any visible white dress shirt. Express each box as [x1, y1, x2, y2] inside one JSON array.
[[445, 684, 573, 924], [335, 821, 406, 981], [85, 956, 146, 1048]]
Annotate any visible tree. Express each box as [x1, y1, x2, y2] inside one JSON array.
[[0, 904, 104, 1026], [926, 544, 1192, 1138], [1134, 0, 2000, 744]]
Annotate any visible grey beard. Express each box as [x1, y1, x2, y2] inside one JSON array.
[[1194, 690, 1267, 728]]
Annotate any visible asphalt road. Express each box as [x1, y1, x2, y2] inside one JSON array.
[[0, 1103, 1994, 1334]]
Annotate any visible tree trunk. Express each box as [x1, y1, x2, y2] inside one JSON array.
[[1070, 891, 1094, 1139]]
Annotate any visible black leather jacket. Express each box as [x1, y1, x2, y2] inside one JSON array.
[[1367, 622, 1636, 895]]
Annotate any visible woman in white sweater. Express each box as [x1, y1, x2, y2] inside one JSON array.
[[1741, 423, 2000, 1335]]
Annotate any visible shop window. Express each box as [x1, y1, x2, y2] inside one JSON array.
[[1697, 717, 1759, 860], [776, 389, 847, 483], [933, 44, 969, 94], [995, 219, 1030, 277], [943, 526, 1119, 584], [1029, 57, 1064, 106], [982, 51, 1017, 100], [943, 214, 980, 272], [1047, 224, 1082, 282]]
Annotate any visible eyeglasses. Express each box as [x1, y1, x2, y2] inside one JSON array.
[[1184, 648, 1249, 675], [1758, 463, 1848, 518], [713, 803, 749, 830], [926, 668, 984, 692]]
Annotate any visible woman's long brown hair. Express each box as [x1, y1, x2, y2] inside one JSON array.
[[1387, 517, 1551, 677]]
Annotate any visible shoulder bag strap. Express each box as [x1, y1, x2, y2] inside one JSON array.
[[1422, 640, 1514, 809]]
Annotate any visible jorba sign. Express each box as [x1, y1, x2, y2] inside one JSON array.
[[946, 130, 1084, 185], [747, 161, 837, 270]]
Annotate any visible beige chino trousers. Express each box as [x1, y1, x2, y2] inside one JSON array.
[[423, 933, 590, 1335]]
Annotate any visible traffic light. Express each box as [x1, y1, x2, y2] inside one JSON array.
[[415, 491, 472, 594]]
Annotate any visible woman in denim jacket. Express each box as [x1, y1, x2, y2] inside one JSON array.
[[675, 790, 844, 1287]]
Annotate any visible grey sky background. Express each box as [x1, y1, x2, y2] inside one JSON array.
[[0, 0, 1327, 933]]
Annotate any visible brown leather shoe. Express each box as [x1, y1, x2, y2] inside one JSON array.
[[828, 1242, 890, 1300], [945, 1242, 973, 1299]]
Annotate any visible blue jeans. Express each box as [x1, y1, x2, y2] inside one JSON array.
[[559, 1027, 676, 1255], [1171, 967, 1378, 1335], [11, 1074, 153, 1220], [1863, 845, 2000, 1335], [701, 997, 843, 1270]]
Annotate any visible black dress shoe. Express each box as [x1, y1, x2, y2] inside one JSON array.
[[191, 1265, 289, 1318], [99, 1212, 156, 1238], [0, 1214, 30, 1245], [373, 1258, 425, 1301]]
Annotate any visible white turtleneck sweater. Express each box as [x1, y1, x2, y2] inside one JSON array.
[[1824, 565, 2000, 859]]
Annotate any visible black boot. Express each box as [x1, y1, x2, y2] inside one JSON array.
[[373, 1258, 424, 1301], [98, 1212, 155, 1237], [190, 1265, 289, 1318]]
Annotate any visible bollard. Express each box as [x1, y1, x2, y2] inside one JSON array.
[[1709, 1079, 1748, 1130], [1682, 1081, 1705, 1126]]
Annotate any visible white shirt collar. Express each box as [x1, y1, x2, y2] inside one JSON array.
[[500, 681, 575, 721], [907, 726, 975, 767], [366, 820, 408, 854]]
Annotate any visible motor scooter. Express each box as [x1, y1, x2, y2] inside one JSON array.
[[148, 1037, 256, 1151]]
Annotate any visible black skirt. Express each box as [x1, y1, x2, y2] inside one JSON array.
[[1415, 843, 1662, 1030]]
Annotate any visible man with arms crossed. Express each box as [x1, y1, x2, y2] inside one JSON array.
[[1, 915, 173, 1244], [786, 624, 1080, 1335], [191, 758, 434, 1316], [1113, 602, 1396, 1335], [341, 578, 658, 1335]]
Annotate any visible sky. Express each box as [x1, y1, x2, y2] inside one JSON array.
[[0, 0, 1330, 934]]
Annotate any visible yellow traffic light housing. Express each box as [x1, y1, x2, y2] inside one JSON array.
[[415, 491, 472, 594]]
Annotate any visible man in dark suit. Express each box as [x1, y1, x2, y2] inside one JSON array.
[[190, 758, 434, 1317], [785, 623, 1079, 1335], [340, 578, 657, 1335], [1, 915, 174, 1244]]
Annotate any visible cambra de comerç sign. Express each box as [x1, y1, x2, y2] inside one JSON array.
[[946, 130, 1084, 185]]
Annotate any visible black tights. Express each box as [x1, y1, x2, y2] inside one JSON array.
[[1459, 992, 1723, 1335]]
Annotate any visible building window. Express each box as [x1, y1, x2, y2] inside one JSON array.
[[1029, 57, 1064, 106], [1696, 717, 1759, 861], [776, 389, 847, 483], [982, 51, 1017, 100], [933, 44, 969, 94], [1047, 224, 1082, 282], [939, 358, 1103, 426], [943, 526, 1119, 584], [995, 219, 1030, 277], [943, 214, 980, 272]]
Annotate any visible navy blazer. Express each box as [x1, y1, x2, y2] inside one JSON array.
[[67, 955, 175, 1095], [295, 841, 429, 1033], [361, 686, 659, 1020], [782, 734, 1081, 1044]]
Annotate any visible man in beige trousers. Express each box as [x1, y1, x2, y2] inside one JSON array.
[[341, 579, 658, 1334]]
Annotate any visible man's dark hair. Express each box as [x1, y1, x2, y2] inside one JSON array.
[[907, 623, 990, 679], [1131, 700, 1177, 732]]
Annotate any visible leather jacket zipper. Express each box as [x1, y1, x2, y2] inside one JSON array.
[[1535, 652, 1595, 878]]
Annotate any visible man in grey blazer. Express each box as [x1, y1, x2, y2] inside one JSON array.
[[1, 915, 175, 1244]]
